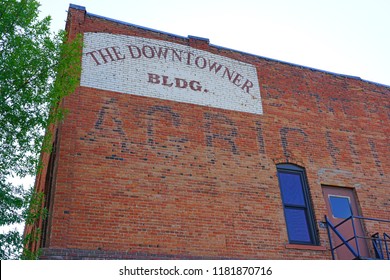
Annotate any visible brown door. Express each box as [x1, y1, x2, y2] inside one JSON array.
[[322, 186, 369, 259]]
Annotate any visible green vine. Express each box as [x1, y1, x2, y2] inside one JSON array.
[[21, 191, 47, 260], [21, 34, 82, 260]]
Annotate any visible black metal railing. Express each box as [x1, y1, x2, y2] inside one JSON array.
[[325, 215, 390, 260]]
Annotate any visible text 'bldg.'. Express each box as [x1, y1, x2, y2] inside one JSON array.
[[25, 4, 389, 260]]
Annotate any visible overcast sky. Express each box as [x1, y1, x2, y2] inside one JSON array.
[[37, 0, 390, 87]]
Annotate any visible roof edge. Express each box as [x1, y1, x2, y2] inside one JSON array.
[[68, 4, 390, 89], [69, 4, 86, 11]]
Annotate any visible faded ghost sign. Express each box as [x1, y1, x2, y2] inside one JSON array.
[[81, 33, 263, 114]]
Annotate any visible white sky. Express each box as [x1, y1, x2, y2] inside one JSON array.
[[37, 0, 390, 86]]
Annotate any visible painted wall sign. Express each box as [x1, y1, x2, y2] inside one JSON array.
[[81, 33, 263, 114]]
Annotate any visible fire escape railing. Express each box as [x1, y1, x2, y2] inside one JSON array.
[[372, 232, 390, 260], [325, 215, 390, 260]]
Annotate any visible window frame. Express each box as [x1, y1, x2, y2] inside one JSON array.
[[276, 164, 319, 245], [328, 195, 352, 219]]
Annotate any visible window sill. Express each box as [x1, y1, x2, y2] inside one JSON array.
[[285, 244, 327, 251]]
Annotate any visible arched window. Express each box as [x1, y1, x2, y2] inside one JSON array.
[[276, 164, 318, 245]]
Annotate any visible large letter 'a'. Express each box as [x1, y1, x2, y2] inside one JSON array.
[[80, 98, 130, 161]]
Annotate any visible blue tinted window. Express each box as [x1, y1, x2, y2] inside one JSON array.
[[285, 208, 311, 243], [329, 196, 352, 219], [278, 172, 305, 206], [277, 164, 317, 245]]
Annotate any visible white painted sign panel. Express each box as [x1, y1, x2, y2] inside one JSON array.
[[81, 33, 263, 114]]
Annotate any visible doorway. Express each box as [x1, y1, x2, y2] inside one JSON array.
[[322, 186, 369, 259]]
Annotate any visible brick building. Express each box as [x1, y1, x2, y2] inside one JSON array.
[[25, 4, 389, 260]]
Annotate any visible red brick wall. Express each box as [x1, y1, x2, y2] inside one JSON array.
[[33, 6, 389, 259]]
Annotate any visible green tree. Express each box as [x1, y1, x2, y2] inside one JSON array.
[[0, 0, 81, 259]]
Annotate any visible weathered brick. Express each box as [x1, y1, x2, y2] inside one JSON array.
[[26, 4, 390, 260]]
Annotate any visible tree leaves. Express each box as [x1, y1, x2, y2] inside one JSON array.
[[1, 0, 58, 178], [0, 0, 81, 259]]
